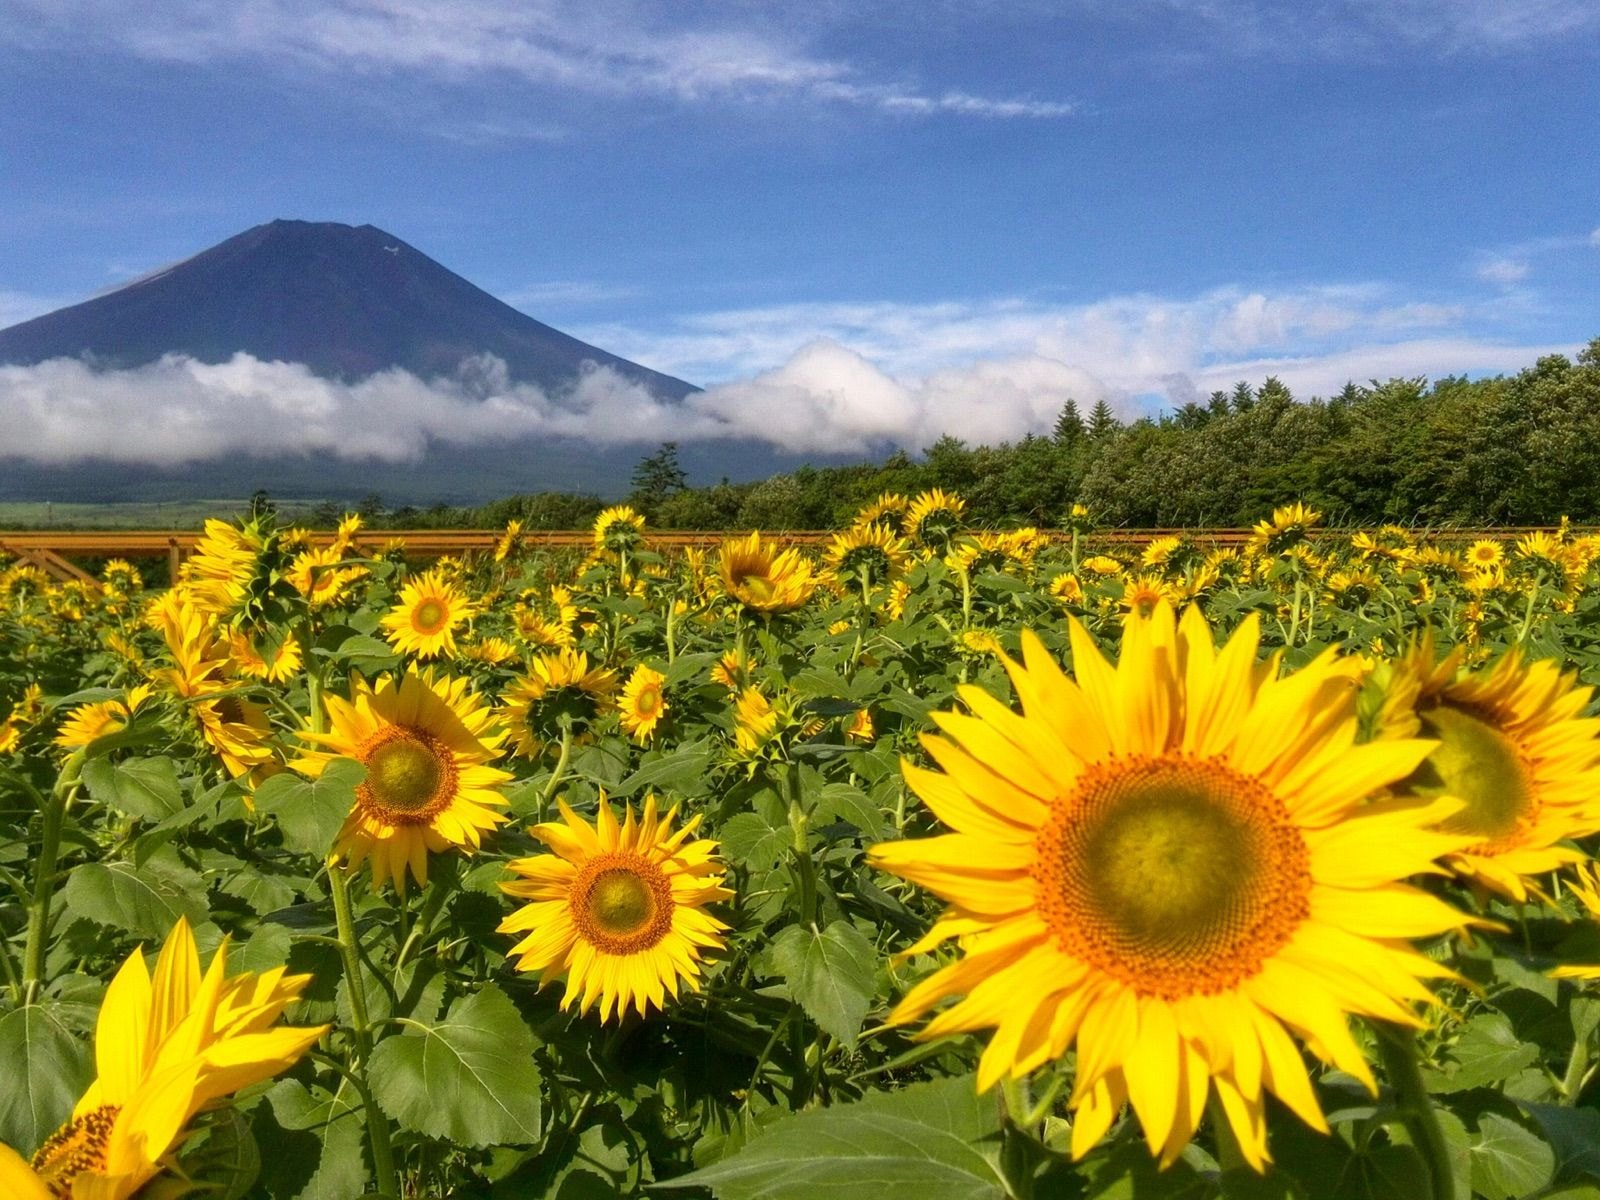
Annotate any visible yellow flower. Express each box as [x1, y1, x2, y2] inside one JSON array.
[[711, 648, 753, 692], [1246, 502, 1321, 558], [293, 668, 512, 890], [869, 603, 1469, 1169], [957, 628, 1002, 657], [1082, 554, 1123, 577], [181, 518, 272, 619], [494, 519, 525, 563], [825, 523, 911, 586], [499, 794, 731, 1020], [1048, 573, 1085, 605], [287, 545, 366, 609], [1466, 539, 1505, 571], [503, 650, 618, 759], [458, 636, 518, 665], [1380, 633, 1600, 901], [1119, 572, 1176, 616], [733, 687, 780, 756], [717, 533, 818, 615], [0, 918, 323, 1200], [853, 491, 910, 531], [846, 708, 876, 743], [904, 489, 967, 551], [226, 625, 302, 683], [54, 685, 152, 750], [619, 665, 669, 743], [593, 505, 646, 556], [380, 568, 473, 659]]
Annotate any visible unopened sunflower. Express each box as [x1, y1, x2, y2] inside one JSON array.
[[870, 602, 1470, 1169], [0, 917, 324, 1200], [499, 794, 731, 1020], [293, 667, 512, 889], [1378, 633, 1600, 901], [380, 567, 474, 659]]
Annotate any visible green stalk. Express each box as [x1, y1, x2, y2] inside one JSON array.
[[23, 753, 83, 1006], [1561, 1028, 1592, 1106], [1376, 1023, 1454, 1200], [1517, 573, 1542, 645], [539, 725, 573, 822], [665, 590, 678, 664], [329, 864, 400, 1200]]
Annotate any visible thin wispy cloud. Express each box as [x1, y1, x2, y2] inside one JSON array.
[[0, 0, 1074, 120], [1476, 257, 1531, 285]]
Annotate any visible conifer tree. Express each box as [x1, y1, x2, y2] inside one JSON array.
[[1088, 398, 1119, 441], [1053, 399, 1085, 445]]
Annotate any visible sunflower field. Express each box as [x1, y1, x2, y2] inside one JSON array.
[[7, 496, 1600, 1200]]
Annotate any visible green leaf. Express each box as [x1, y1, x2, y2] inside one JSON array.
[[255, 1080, 370, 1200], [614, 741, 715, 797], [771, 920, 877, 1045], [0, 1002, 92, 1154], [1516, 1102, 1600, 1182], [813, 783, 885, 836], [81, 755, 183, 820], [252, 759, 364, 856], [1428, 1013, 1541, 1094], [62, 852, 208, 937], [720, 811, 791, 871], [368, 983, 543, 1148], [1469, 1113, 1556, 1200], [661, 1074, 1014, 1199]]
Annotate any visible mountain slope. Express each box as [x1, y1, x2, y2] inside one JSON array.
[[0, 219, 698, 399]]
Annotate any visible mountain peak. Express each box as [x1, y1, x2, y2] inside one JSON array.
[[0, 221, 696, 398]]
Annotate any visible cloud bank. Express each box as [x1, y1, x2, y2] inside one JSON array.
[[0, 279, 1578, 467]]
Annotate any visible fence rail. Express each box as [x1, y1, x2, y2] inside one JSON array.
[[0, 526, 1580, 583]]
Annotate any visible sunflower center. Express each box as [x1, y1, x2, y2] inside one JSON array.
[[412, 599, 448, 634], [215, 695, 246, 725], [635, 686, 661, 717], [1035, 755, 1310, 1000], [32, 1105, 119, 1198], [1403, 703, 1536, 851], [737, 573, 776, 604], [358, 726, 456, 821], [571, 853, 674, 953]]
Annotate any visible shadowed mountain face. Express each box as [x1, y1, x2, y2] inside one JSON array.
[[0, 219, 698, 399]]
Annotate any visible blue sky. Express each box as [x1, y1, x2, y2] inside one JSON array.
[[2, 0, 1598, 457]]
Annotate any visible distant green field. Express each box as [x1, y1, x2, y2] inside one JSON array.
[[0, 499, 327, 529]]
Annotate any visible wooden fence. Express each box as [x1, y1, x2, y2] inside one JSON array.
[[0, 527, 1578, 583]]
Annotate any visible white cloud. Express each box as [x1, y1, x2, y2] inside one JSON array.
[[1590, 227, 1600, 247], [1476, 257, 1531, 285], [1, 0, 1074, 119]]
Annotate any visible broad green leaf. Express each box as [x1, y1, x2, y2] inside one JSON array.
[[813, 783, 885, 836], [0, 1002, 92, 1154], [255, 1079, 370, 1200], [771, 920, 877, 1045], [81, 754, 184, 820], [661, 1074, 1013, 1200], [1470, 1113, 1556, 1200], [368, 983, 543, 1147], [614, 741, 715, 797], [1428, 1013, 1540, 1093], [720, 811, 791, 871], [1082, 1142, 1212, 1198], [252, 759, 364, 856], [63, 852, 208, 937], [1517, 1102, 1600, 1182]]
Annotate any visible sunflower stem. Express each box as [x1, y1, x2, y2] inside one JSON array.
[[329, 863, 400, 1200], [540, 725, 574, 821], [665, 591, 678, 664], [1376, 1022, 1454, 1200], [1205, 1091, 1249, 1175], [297, 620, 326, 736], [22, 754, 82, 1006], [1561, 1025, 1592, 1105], [1517, 575, 1541, 645]]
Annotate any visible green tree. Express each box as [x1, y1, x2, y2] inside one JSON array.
[[1053, 399, 1085, 446], [629, 442, 689, 516]]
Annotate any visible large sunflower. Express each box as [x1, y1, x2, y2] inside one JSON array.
[[869, 603, 1469, 1169], [503, 649, 618, 759], [717, 533, 817, 615], [0, 917, 324, 1200], [380, 567, 474, 659], [181, 517, 274, 620], [1378, 633, 1600, 901], [292, 667, 513, 890], [499, 794, 731, 1020]]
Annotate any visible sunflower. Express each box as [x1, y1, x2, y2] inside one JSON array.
[[494, 519, 525, 563], [732, 687, 780, 756], [0, 917, 324, 1200], [904, 489, 967, 552], [1552, 862, 1600, 981], [380, 568, 474, 659], [710, 648, 753, 692], [1049, 573, 1086, 606], [54, 685, 152, 750], [503, 650, 618, 759], [152, 594, 276, 781], [1466, 539, 1505, 572], [225, 625, 302, 683], [181, 517, 273, 620], [825, 523, 911, 587], [869, 602, 1470, 1169], [594, 505, 647, 556], [1246, 502, 1321, 558], [619, 665, 669, 743], [499, 794, 731, 1020], [1378, 633, 1600, 901], [287, 545, 366, 609], [292, 667, 512, 890], [1119, 573, 1177, 616], [854, 491, 911, 532], [717, 533, 818, 616]]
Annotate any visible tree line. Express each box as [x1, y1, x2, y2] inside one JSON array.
[[302, 337, 1600, 530]]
